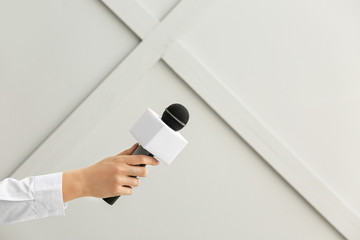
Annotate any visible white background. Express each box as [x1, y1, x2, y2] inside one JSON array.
[[1, 0, 359, 239]]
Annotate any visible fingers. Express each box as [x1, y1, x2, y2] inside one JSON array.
[[117, 186, 134, 196], [108, 149, 159, 197], [127, 166, 149, 177], [110, 176, 141, 196], [115, 145, 160, 166], [117, 143, 139, 156], [125, 155, 160, 166], [123, 176, 141, 187]]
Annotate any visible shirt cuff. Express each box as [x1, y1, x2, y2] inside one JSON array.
[[34, 172, 67, 219]]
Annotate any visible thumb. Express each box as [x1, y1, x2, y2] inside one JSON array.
[[117, 143, 139, 156]]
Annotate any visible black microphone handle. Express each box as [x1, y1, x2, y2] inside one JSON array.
[[102, 145, 154, 205]]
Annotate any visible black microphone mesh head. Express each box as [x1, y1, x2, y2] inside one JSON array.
[[161, 103, 189, 131]]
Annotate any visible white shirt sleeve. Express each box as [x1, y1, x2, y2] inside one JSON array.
[[0, 172, 68, 224]]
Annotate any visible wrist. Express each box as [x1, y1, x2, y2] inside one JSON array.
[[62, 168, 88, 202]]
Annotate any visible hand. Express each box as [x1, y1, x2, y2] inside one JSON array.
[[62, 144, 159, 202]]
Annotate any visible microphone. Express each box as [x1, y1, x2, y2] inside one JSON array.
[[103, 103, 190, 205]]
